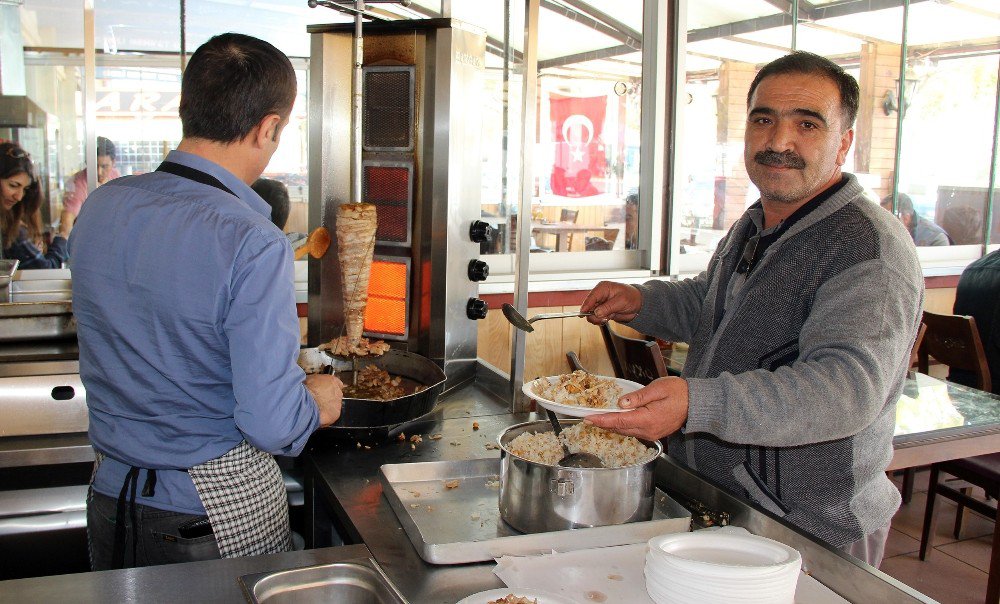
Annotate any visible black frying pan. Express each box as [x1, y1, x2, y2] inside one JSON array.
[[299, 347, 446, 442]]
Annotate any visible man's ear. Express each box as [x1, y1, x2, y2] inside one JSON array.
[[256, 113, 283, 147]]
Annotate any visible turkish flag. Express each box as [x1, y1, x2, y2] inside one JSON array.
[[549, 94, 607, 197]]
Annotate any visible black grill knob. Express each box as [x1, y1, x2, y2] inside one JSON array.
[[469, 220, 494, 244], [466, 298, 489, 320], [467, 259, 489, 282]]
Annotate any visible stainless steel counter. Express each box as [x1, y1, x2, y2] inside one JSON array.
[[0, 373, 936, 603], [302, 377, 936, 604], [0, 543, 373, 602]]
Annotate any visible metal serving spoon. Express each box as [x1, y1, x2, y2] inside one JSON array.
[[502, 303, 594, 333], [545, 409, 604, 468]]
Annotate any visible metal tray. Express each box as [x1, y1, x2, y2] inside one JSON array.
[[380, 458, 691, 565], [0, 301, 75, 342], [238, 557, 406, 603]]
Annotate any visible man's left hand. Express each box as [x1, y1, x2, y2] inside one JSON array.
[[585, 376, 690, 441]]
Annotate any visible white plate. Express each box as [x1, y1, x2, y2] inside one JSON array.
[[455, 588, 578, 604], [522, 375, 644, 418]]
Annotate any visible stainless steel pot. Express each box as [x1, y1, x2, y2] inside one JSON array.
[[498, 420, 662, 533]]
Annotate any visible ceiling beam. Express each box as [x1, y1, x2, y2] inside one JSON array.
[[688, 0, 935, 44], [384, 1, 522, 62], [558, 0, 642, 43], [538, 44, 634, 70], [539, 0, 641, 50], [759, 0, 814, 21], [935, 0, 1000, 20]]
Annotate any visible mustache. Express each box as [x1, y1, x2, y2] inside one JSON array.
[[755, 150, 806, 169]]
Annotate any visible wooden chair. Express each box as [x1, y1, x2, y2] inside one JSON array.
[[566, 323, 668, 386], [559, 208, 579, 249], [910, 322, 927, 369], [600, 322, 668, 385], [915, 312, 998, 603], [920, 454, 1000, 604], [899, 322, 928, 504], [917, 311, 991, 392]]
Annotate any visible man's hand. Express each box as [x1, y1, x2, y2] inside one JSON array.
[[305, 374, 344, 427], [580, 281, 643, 325], [58, 209, 75, 239], [585, 377, 689, 441]]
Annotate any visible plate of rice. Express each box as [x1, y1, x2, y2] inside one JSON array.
[[523, 370, 643, 417]]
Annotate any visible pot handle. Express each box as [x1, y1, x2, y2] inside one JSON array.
[[549, 478, 575, 497]]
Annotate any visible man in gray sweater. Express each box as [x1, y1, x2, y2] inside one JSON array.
[[581, 52, 923, 567]]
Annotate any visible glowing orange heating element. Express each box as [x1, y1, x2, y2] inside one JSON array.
[[364, 260, 407, 336]]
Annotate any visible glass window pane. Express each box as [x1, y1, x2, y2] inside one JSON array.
[[898, 50, 999, 247]]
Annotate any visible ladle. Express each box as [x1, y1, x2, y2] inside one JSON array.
[[293, 226, 332, 261], [502, 303, 594, 333], [545, 409, 604, 468]]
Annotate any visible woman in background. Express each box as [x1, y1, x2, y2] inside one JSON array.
[[0, 142, 70, 268]]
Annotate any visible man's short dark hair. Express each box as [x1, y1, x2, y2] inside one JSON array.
[[895, 193, 915, 216], [251, 177, 291, 230], [96, 136, 116, 160], [746, 51, 860, 130], [179, 33, 296, 143]]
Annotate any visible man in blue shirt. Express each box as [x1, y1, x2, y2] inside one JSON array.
[[70, 33, 343, 570]]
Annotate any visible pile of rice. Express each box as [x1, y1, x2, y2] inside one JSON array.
[[532, 370, 622, 409], [506, 422, 657, 468]]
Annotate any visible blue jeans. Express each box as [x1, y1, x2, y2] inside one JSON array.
[[87, 489, 221, 570]]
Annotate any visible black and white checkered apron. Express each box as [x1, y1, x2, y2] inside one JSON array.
[[187, 441, 291, 558], [95, 441, 290, 565]]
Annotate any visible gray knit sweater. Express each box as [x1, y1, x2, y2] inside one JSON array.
[[630, 174, 923, 547]]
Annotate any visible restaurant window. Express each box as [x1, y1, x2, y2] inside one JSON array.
[[16, 1, 325, 238], [673, 0, 1000, 275], [470, 0, 650, 275]]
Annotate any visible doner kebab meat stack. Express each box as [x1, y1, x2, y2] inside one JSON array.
[[324, 203, 390, 357]]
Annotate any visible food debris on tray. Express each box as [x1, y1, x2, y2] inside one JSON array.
[[443, 479, 460, 489], [472, 421, 480, 431], [429, 434, 443, 440]]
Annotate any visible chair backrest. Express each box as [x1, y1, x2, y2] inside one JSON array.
[[918, 310, 992, 392], [600, 322, 668, 385], [909, 322, 927, 369], [560, 208, 579, 223]]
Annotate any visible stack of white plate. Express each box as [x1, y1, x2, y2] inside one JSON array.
[[645, 530, 802, 604]]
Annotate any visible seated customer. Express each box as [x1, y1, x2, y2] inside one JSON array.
[[63, 136, 121, 217], [951, 249, 1000, 394], [1, 142, 70, 269], [885, 193, 950, 247]]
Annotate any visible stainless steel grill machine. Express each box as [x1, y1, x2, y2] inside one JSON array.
[[306, 18, 492, 390]]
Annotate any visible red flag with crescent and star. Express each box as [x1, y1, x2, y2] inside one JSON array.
[[549, 93, 608, 198]]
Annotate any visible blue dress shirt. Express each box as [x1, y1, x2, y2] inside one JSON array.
[[70, 150, 318, 514]]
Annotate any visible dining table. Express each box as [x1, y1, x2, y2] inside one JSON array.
[[661, 345, 1000, 471], [530, 221, 619, 251]]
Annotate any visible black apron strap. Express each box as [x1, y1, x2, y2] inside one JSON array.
[[112, 466, 140, 569], [110, 466, 160, 569], [155, 161, 237, 198]]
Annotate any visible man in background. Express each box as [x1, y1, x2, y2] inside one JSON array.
[[71, 33, 342, 570], [951, 249, 1000, 394], [883, 193, 950, 246], [63, 136, 120, 217]]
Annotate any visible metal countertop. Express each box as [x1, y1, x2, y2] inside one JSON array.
[[0, 543, 373, 602], [303, 379, 936, 604], [303, 380, 521, 603]]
